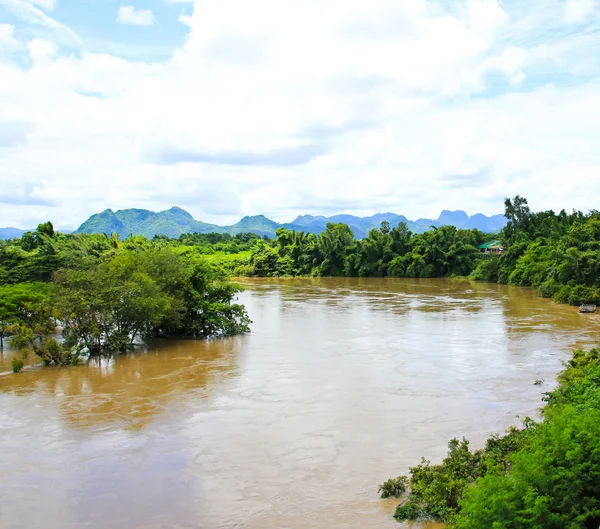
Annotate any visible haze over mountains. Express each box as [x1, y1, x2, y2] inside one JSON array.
[[70, 206, 506, 239], [0, 207, 506, 240]]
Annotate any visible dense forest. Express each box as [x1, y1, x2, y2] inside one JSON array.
[[1, 196, 599, 371], [380, 346, 600, 528]]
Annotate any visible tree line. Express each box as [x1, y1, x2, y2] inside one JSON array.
[[247, 196, 600, 306]]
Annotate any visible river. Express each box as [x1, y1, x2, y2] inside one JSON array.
[[1, 278, 599, 529]]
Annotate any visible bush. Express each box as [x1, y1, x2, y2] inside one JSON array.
[[469, 257, 500, 283], [384, 348, 600, 528], [378, 476, 408, 498], [383, 427, 533, 524], [567, 284, 598, 306], [553, 284, 572, 304], [37, 338, 80, 366], [539, 278, 560, 298], [11, 356, 24, 373], [390, 438, 483, 523]]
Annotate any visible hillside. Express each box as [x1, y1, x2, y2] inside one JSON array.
[[72, 207, 506, 239]]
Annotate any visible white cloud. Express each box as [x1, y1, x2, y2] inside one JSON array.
[[117, 5, 155, 26], [1, 0, 600, 229], [163, 0, 193, 3], [0, 0, 80, 44], [27, 37, 57, 60], [0, 23, 19, 50], [564, 0, 595, 24], [29, 0, 55, 10], [509, 71, 526, 86]]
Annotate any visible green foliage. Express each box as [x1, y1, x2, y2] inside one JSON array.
[[11, 356, 24, 373], [470, 255, 500, 282], [53, 247, 251, 355], [0, 282, 54, 348], [392, 438, 485, 523], [383, 348, 600, 527], [10, 325, 80, 366], [248, 220, 485, 280], [318, 223, 355, 276], [0, 228, 252, 366], [492, 200, 600, 306], [378, 476, 408, 498]]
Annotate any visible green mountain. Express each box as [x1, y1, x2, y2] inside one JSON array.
[[73, 207, 506, 239], [76, 207, 219, 239]]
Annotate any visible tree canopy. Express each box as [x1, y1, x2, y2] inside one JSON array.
[[0, 225, 251, 366]]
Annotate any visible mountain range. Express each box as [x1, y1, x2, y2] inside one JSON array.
[[0, 227, 30, 240], [0, 207, 507, 241], [71, 206, 506, 239]]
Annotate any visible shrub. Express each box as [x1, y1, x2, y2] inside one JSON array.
[[378, 476, 408, 498], [553, 285, 572, 304], [538, 278, 560, 298], [470, 257, 500, 283], [567, 284, 598, 306], [11, 356, 24, 373]]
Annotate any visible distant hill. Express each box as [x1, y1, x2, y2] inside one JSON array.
[[0, 227, 73, 240], [75, 207, 306, 239], [72, 207, 506, 239], [287, 210, 506, 238], [0, 227, 29, 240]]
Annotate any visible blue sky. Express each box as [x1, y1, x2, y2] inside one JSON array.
[[1, 0, 600, 229], [0, 0, 193, 59]]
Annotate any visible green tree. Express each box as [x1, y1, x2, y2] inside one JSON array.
[[318, 223, 354, 276], [0, 282, 54, 348]]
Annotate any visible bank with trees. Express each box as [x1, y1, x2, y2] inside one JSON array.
[[247, 196, 600, 307]]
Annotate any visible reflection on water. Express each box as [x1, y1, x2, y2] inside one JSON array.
[[0, 278, 599, 529], [1, 338, 241, 430]]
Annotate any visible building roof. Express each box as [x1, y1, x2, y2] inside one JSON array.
[[479, 240, 503, 249]]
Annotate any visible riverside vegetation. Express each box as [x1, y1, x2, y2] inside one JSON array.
[[1, 196, 599, 370], [0, 224, 253, 369], [380, 347, 600, 528], [246, 196, 600, 308]]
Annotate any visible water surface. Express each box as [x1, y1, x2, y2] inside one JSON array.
[[1, 278, 599, 529]]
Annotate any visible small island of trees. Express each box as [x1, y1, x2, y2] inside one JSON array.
[[0, 226, 251, 370]]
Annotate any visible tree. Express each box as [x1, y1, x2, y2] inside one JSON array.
[[54, 247, 251, 356], [36, 221, 55, 238], [55, 264, 171, 355], [318, 223, 354, 276], [0, 282, 54, 349], [504, 195, 531, 227]]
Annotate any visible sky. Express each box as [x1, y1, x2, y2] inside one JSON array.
[[1, 0, 600, 230]]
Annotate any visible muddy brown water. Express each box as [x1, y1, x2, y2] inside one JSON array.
[[1, 278, 600, 529]]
